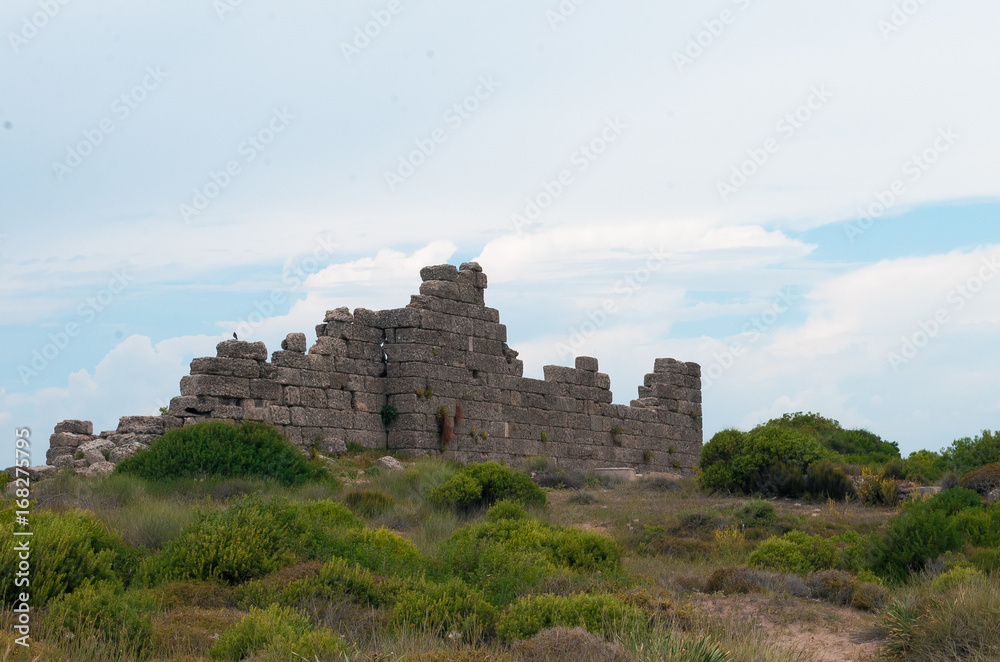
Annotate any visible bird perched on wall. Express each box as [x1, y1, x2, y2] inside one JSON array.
[[233, 332, 238, 340]]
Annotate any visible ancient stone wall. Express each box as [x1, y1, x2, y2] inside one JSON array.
[[45, 262, 702, 475]]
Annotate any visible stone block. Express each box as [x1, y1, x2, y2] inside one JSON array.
[[376, 307, 421, 329], [54, 420, 93, 436], [281, 333, 308, 353], [575, 356, 599, 372], [251, 380, 282, 401], [117, 416, 166, 435], [309, 336, 348, 356], [543, 365, 579, 384], [420, 264, 459, 282], [325, 307, 353, 323], [190, 357, 234, 376], [180, 375, 251, 399], [48, 432, 92, 450], [301, 387, 326, 408], [216, 340, 268, 362]]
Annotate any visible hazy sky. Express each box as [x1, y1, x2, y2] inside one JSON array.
[[2, 0, 999, 463]]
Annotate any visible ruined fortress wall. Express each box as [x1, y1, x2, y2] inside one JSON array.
[[48, 262, 702, 474]]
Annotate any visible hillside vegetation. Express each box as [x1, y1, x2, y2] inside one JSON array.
[[2, 418, 999, 662]]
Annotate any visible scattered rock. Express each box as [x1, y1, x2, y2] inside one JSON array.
[[79, 461, 115, 477], [281, 332, 307, 353], [376, 456, 405, 472]]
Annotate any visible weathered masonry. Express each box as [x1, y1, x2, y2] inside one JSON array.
[[47, 263, 702, 474]]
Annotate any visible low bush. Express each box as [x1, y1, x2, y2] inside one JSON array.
[[488, 500, 529, 521], [698, 425, 823, 496], [138, 495, 382, 586], [441, 516, 620, 605], [392, 577, 498, 641], [510, 626, 632, 662], [733, 499, 777, 529], [870, 498, 963, 583], [857, 468, 901, 507], [46, 581, 156, 655], [116, 421, 332, 486], [569, 490, 599, 505], [677, 509, 721, 533], [879, 571, 1000, 660], [208, 604, 343, 660], [705, 567, 809, 597], [428, 461, 546, 512], [497, 593, 645, 641], [532, 468, 588, 490], [747, 531, 836, 575], [344, 489, 395, 517], [241, 557, 393, 611], [806, 461, 855, 500], [961, 462, 1000, 499], [0, 509, 136, 606], [806, 569, 885, 610]]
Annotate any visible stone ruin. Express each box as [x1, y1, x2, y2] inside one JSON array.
[[39, 262, 703, 477]]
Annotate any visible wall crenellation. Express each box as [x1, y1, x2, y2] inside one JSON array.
[[43, 262, 702, 475]]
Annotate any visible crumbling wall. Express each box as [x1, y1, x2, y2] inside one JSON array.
[[46, 262, 702, 475]]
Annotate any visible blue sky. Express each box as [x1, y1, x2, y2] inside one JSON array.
[[2, 0, 999, 463]]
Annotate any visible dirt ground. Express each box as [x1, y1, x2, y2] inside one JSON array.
[[691, 593, 883, 662]]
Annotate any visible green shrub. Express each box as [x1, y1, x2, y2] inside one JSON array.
[[954, 505, 1000, 548], [46, 581, 156, 655], [209, 604, 343, 660], [698, 425, 823, 496], [116, 421, 331, 486], [241, 557, 392, 610], [489, 500, 529, 521], [0, 509, 135, 606], [428, 461, 546, 512], [961, 462, 1000, 499], [857, 468, 901, 507], [870, 500, 963, 583], [941, 430, 1000, 475], [380, 404, 399, 426], [747, 531, 836, 575], [806, 461, 855, 500], [393, 577, 497, 641], [733, 499, 777, 529], [767, 412, 901, 464], [497, 593, 644, 641], [441, 517, 620, 605], [344, 489, 395, 517], [139, 495, 373, 586]]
